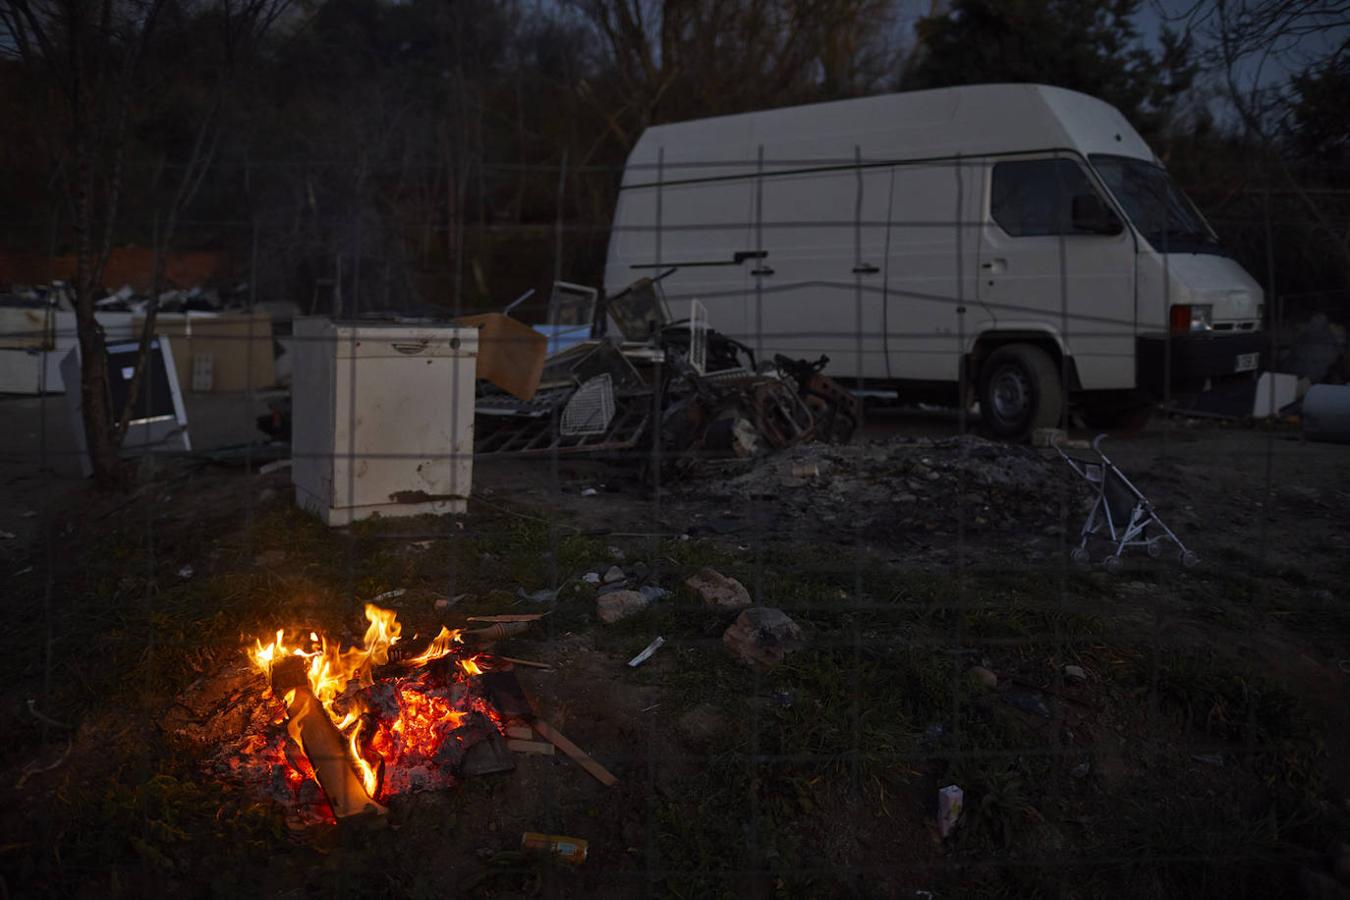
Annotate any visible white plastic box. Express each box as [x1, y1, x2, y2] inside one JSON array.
[[291, 318, 477, 526]]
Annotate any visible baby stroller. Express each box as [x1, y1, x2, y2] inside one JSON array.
[[1056, 434, 1199, 573]]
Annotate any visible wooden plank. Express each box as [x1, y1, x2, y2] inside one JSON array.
[[506, 739, 555, 755], [532, 719, 617, 787], [505, 724, 535, 740]]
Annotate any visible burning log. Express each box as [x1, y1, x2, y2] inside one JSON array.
[[270, 656, 386, 819]]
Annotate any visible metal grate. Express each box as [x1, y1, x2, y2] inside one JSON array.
[[558, 374, 615, 436]]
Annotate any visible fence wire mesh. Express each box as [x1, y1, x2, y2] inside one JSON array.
[[2, 144, 1348, 899]]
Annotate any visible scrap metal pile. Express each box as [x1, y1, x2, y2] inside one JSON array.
[[473, 273, 861, 474]]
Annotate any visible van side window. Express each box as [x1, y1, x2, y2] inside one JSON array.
[[991, 159, 1101, 237]]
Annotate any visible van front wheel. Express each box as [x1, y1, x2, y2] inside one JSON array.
[[978, 344, 1064, 438]]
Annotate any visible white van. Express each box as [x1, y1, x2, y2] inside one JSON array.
[[604, 84, 1266, 435]]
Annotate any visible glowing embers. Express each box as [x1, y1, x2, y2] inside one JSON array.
[[241, 607, 502, 822]]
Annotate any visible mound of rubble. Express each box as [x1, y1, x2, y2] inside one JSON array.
[[682, 435, 1089, 555]]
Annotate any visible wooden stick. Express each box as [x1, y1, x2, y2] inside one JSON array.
[[531, 719, 617, 786], [492, 655, 554, 670], [466, 613, 549, 623]]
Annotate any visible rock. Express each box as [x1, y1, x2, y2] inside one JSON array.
[[607, 546, 625, 561], [722, 608, 802, 670], [686, 567, 751, 612], [676, 703, 725, 748], [602, 565, 626, 584], [596, 590, 649, 624], [638, 584, 671, 603], [631, 561, 650, 580], [581, 572, 601, 585], [966, 666, 998, 690], [1063, 664, 1087, 682]]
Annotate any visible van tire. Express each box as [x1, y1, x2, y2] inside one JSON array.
[[977, 343, 1064, 438]]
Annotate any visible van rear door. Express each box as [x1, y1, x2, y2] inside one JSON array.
[[884, 159, 988, 383], [976, 155, 1136, 390]]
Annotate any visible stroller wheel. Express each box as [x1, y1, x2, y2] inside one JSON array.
[[1180, 550, 1200, 568], [1071, 547, 1090, 566], [1103, 555, 1122, 574], [1146, 540, 1163, 559]]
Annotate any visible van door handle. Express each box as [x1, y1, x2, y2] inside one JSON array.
[[751, 266, 774, 277], [980, 258, 1007, 273], [852, 263, 880, 274]]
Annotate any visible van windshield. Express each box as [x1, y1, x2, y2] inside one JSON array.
[[1090, 155, 1227, 256]]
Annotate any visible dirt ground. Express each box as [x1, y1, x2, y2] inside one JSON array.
[[1, 392, 1348, 898]]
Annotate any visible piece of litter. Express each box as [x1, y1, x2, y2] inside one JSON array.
[[177, 564, 194, 579], [640, 703, 661, 712], [521, 832, 588, 864], [580, 488, 598, 497], [14, 566, 33, 577], [937, 784, 964, 838], [627, 636, 666, 668], [258, 458, 292, 475], [0, 531, 15, 540], [20, 510, 36, 518], [517, 587, 559, 604], [371, 588, 405, 604], [1192, 752, 1224, 767], [582, 572, 601, 585], [1071, 762, 1090, 778]]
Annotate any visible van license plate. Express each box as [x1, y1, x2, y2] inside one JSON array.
[[1234, 352, 1259, 373]]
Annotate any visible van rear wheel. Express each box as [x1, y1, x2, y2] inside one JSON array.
[[978, 343, 1064, 438]]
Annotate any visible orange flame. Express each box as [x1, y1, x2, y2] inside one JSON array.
[[349, 718, 379, 798], [247, 605, 491, 806], [403, 626, 464, 667]]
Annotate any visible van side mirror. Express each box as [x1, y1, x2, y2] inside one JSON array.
[[1071, 194, 1121, 235]]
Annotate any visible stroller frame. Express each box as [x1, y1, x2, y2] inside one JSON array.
[[1056, 434, 1199, 572]]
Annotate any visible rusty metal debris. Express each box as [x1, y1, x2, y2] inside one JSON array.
[[474, 272, 859, 470]]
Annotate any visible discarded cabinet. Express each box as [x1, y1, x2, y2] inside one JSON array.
[[291, 319, 477, 525], [60, 335, 191, 477]]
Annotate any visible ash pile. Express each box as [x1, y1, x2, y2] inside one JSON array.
[[472, 273, 860, 471], [680, 435, 1089, 556]]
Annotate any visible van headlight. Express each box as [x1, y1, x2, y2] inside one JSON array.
[[1169, 304, 1214, 335]]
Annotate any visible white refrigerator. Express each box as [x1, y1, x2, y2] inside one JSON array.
[[291, 318, 477, 525]]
